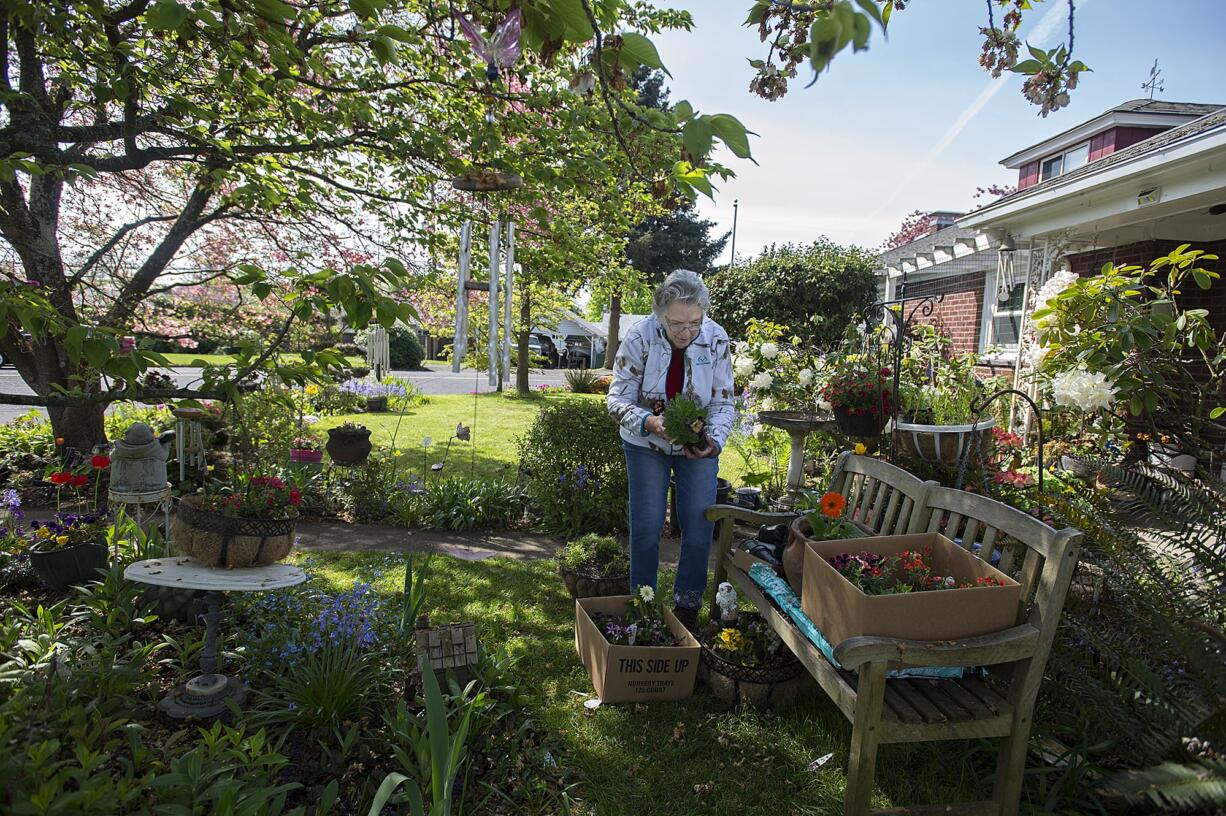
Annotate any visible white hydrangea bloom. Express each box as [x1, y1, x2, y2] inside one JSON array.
[[798, 368, 814, 386], [759, 342, 779, 359], [1051, 367, 1117, 412], [733, 355, 755, 378], [750, 371, 773, 390], [1033, 270, 1080, 332]]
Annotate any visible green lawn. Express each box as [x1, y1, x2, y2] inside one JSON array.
[[301, 550, 991, 815], [315, 390, 756, 486], [160, 352, 364, 367]]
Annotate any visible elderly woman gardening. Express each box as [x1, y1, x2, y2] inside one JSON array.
[[607, 270, 736, 628]]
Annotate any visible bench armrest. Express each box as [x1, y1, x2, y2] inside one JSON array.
[[704, 504, 798, 526], [833, 624, 1040, 670]]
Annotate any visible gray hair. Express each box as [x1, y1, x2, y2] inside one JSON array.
[[652, 269, 710, 316]]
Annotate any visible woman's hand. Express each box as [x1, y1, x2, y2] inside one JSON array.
[[684, 433, 719, 459], [644, 415, 670, 440]]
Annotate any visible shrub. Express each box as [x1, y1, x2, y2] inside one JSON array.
[[557, 533, 628, 577], [388, 324, 425, 370], [707, 239, 877, 349], [518, 399, 628, 536]]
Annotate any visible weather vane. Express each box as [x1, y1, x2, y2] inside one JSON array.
[[1142, 59, 1165, 100]]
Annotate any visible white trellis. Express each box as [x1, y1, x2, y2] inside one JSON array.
[[452, 218, 514, 389]]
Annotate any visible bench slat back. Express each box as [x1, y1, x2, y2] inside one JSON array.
[[830, 453, 934, 536]]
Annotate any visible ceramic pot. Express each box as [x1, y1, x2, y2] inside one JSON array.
[[326, 427, 372, 465]]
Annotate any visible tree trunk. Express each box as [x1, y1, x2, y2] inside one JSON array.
[[517, 287, 532, 396], [603, 291, 622, 369]]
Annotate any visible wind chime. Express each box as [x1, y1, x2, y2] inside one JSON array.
[[450, 8, 523, 390]]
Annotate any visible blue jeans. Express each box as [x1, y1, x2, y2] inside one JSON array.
[[623, 441, 720, 611]]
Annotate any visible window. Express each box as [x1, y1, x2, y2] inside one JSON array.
[[1039, 141, 1091, 181], [985, 283, 1024, 350]]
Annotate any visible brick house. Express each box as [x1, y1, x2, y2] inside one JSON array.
[[878, 99, 1226, 378]]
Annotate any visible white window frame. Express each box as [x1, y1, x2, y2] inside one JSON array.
[[979, 268, 1025, 364], [1038, 140, 1091, 181]]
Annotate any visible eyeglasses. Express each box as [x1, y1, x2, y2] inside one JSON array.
[[664, 319, 703, 335]]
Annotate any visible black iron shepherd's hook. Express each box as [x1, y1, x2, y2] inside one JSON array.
[[955, 388, 1045, 494]]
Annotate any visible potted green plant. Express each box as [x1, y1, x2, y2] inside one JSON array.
[[172, 475, 300, 568], [556, 534, 630, 599], [326, 422, 372, 465], [819, 358, 892, 437]]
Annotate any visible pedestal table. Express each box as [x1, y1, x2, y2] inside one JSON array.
[[125, 557, 306, 719]]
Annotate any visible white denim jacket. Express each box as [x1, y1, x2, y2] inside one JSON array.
[[606, 314, 737, 454]]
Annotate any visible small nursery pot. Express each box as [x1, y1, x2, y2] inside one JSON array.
[[28, 540, 108, 591]]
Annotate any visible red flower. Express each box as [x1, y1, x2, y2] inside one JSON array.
[[50, 472, 71, 485], [91, 454, 111, 469], [289, 488, 302, 507], [70, 475, 89, 488]]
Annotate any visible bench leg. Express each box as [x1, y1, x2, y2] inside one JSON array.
[[709, 517, 731, 622], [844, 661, 888, 816]]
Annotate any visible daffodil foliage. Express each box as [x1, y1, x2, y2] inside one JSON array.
[[0, 0, 754, 448]]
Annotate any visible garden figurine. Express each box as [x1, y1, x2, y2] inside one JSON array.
[[607, 269, 736, 629], [716, 582, 739, 624]]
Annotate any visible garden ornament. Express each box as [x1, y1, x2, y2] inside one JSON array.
[[716, 582, 739, 624], [110, 422, 173, 493]]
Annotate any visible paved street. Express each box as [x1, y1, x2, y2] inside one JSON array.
[[0, 364, 574, 425]]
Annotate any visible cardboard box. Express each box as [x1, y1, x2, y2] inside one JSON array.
[[801, 532, 1021, 647], [574, 595, 700, 703]]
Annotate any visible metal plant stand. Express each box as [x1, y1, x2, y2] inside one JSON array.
[[108, 485, 172, 559], [758, 411, 836, 509], [125, 557, 306, 719]]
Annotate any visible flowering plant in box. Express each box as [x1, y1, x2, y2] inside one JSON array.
[[829, 545, 1008, 596], [596, 585, 681, 647]]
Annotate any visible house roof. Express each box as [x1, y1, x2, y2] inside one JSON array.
[[999, 98, 1224, 168], [963, 107, 1226, 224]]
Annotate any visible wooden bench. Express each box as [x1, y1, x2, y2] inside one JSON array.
[[706, 453, 1082, 816]]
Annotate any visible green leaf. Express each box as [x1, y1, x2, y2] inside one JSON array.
[[708, 113, 753, 160], [252, 0, 296, 22], [682, 117, 713, 160], [673, 100, 694, 122], [145, 0, 188, 31], [618, 32, 668, 76], [548, 0, 594, 42]]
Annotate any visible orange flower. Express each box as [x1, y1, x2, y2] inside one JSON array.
[[819, 491, 847, 519]]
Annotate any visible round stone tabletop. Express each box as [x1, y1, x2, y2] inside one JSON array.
[[124, 557, 307, 592]]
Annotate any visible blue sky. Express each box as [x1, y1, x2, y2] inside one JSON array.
[[651, 0, 1226, 259]]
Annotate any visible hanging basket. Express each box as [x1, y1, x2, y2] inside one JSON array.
[[450, 170, 524, 192], [172, 497, 297, 568], [833, 406, 886, 437], [894, 418, 995, 465]]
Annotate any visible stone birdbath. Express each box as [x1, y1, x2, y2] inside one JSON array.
[[758, 410, 836, 509], [125, 557, 306, 719]]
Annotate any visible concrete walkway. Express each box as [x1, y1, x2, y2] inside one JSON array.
[[294, 518, 701, 567]]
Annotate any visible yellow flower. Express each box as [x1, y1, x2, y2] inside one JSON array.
[[56, 535, 69, 546], [853, 442, 867, 455], [718, 628, 747, 652]]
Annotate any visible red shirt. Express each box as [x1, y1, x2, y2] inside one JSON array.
[[666, 344, 685, 399]]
